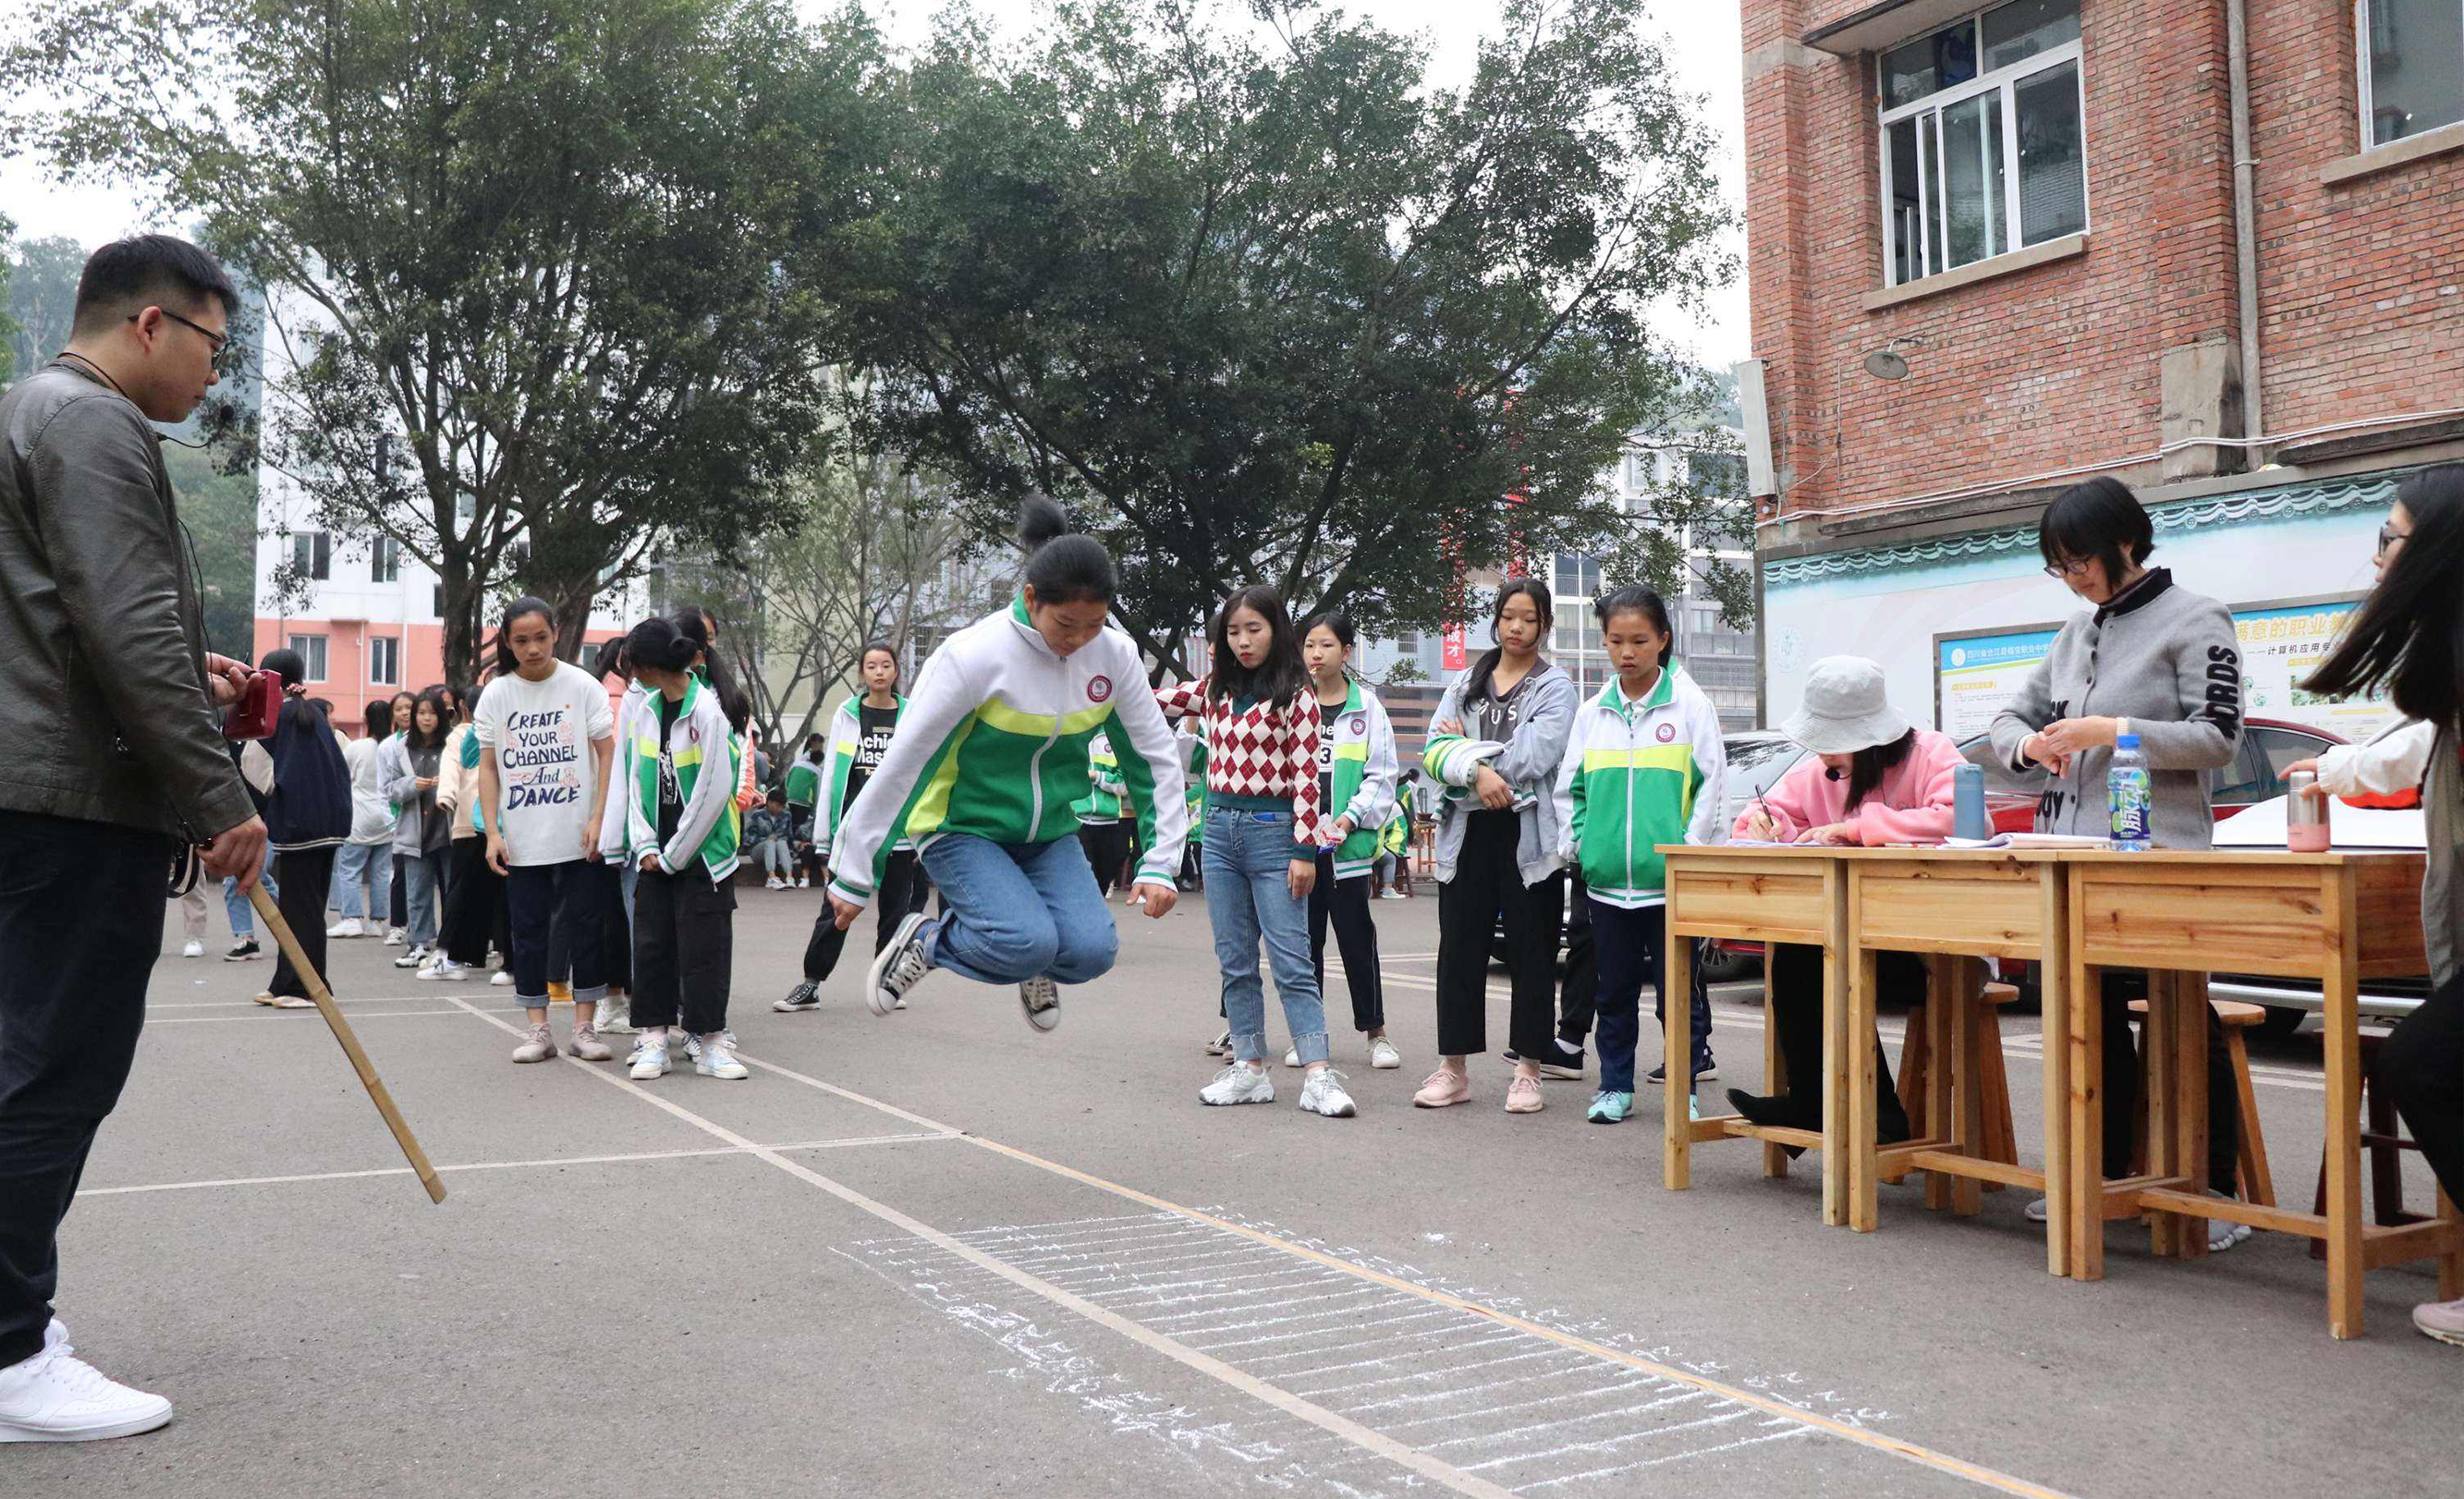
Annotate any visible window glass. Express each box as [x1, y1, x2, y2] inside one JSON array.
[[1940, 92, 2008, 268], [1887, 116, 1923, 283], [1982, 0, 2080, 73], [1919, 116, 1946, 278], [2014, 61, 2087, 245], [1883, 20, 1979, 108], [2367, 0, 2464, 144]]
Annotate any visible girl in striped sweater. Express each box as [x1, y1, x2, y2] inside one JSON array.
[[1158, 587, 1356, 1118]]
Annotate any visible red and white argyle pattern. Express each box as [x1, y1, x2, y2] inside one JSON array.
[[1155, 680, 1326, 847]]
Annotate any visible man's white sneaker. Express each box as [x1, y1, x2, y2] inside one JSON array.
[[325, 918, 362, 938], [382, 926, 406, 946], [867, 912, 933, 1017], [179, 939, 203, 958], [489, 970, 515, 987], [0, 1322, 173, 1443], [416, 958, 469, 982], [1019, 975, 1062, 1031], [1297, 1068, 1358, 1117], [694, 1032, 749, 1079], [629, 1035, 670, 1079], [1368, 1038, 1402, 1069], [1199, 1063, 1275, 1106]]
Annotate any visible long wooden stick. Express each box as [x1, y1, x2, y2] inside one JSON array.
[[245, 882, 447, 1203]]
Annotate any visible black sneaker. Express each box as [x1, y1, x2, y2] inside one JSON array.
[[1726, 1088, 1814, 1158], [1646, 1056, 1718, 1084], [1537, 1046, 1586, 1080], [865, 912, 933, 1017], [223, 938, 260, 962], [773, 980, 821, 1014], [1019, 975, 1062, 1032]]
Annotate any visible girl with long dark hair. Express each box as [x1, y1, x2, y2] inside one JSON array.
[[824, 498, 1187, 1030], [1414, 579, 1577, 1113], [328, 700, 396, 940], [471, 596, 619, 1064], [1296, 611, 1401, 1070], [379, 688, 455, 965], [777, 641, 930, 1013], [2299, 464, 2464, 1347], [242, 648, 352, 1010]]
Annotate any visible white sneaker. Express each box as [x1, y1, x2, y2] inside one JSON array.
[[1283, 1045, 1300, 1067], [1378, 889, 1408, 901], [764, 876, 786, 890], [179, 939, 203, 958], [2205, 1190, 2253, 1252], [598, 1000, 638, 1034], [866, 912, 933, 1017], [1297, 1067, 1358, 1117], [1019, 975, 1062, 1031], [1203, 1030, 1231, 1057], [0, 1321, 173, 1443], [629, 1035, 670, 1080], [694, 1032, 749, 1080], [325, 918, 362, 938], [1368, 1038, 1402, 1069], [490, 970, 515, 987], [382, 927, 407, 946], [416, 958, 470, 982], [510, 1023, 556, 1064], [1199, 1063, 1275, 1106], [2023, 1196, 2049, 1224], [796, 875, 810, 889], [393, 945, 429, 969]]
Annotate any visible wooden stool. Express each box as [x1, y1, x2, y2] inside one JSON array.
[[2127, 997, 2276, 1205], [1894, 980, 2020, 1192], [2308, 1030, 2431, 1261]]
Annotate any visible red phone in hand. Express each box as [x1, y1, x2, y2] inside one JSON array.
[[224, 669, 282, 741]]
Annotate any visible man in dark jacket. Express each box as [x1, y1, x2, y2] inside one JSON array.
[[0, 236, 267, 1442]]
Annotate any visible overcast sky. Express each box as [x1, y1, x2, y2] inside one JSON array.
[[0, 0, 1745, 363]]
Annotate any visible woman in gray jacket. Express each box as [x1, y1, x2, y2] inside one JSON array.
[[2300, 464, 2464, 1347], [1413, 579, 1577, 1114], [1987, 477, 2249, 1248], [379, 688, 455, 966]]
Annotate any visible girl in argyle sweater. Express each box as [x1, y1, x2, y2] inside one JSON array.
[[1158, 586, 1357, 1118]]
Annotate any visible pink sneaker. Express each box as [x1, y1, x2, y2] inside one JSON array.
[[1411, 1067, 1470, 1108], [2415, 1297, 2464, 1347], [1504, 1075, 1543, 1114]]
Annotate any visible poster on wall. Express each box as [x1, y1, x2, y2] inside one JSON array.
[[1934, 596, 2397, 744], [1441, 625, 1466, 672]]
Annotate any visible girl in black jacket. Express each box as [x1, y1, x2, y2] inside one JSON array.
[[244, 648, 350, 1008]]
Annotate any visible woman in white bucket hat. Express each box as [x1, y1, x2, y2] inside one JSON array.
[[1726, 656, 1962, 1141]]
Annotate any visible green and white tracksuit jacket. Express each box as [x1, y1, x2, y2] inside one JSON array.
[[784, 752, 822, 810], [816, 693, 912, 862], [1550, 665, 1726, 908], [596, 674, 744, 884], [1074, 732, 1125, 824], [1181, 731, 1207, 846], [825, 597, 1189, 909], [1316, 681, 1400, 882]]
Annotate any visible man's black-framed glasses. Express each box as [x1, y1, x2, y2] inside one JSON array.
[[130, 306, 228, 355]]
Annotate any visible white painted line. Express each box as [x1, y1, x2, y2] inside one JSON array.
[[434, 993, 1523, 1499], [1381, 1376, 1671, 1433], [1340, 1357, 1607, 1416], [1084, 1264, 1357, 1302], [77, 1132, 957, 1198], [147, 1007, 469, 1025], [149, 993, 456, 1010], [1182, 1302, 1451, 1351], [1299, 1344, 1575, 1400], [1513, 1421, 1813, 1489], [950, 1213, 1173, 1237], [1459, 1404, 1744, 1471], [1149, 1284, 1399, 1330], [1280, 1329, 1531, 1383], [1242, 1313, 1506, 1365], [1420, 1388, 1699, 1450], [1039, 1247, 1269, 1280]]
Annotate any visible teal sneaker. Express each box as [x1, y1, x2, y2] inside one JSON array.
[[1587, 1090, 1634, 1124]]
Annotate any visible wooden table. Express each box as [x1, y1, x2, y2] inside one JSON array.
[[2058, 848, 2461, 1337], [1659, 845, 2076, 1271]]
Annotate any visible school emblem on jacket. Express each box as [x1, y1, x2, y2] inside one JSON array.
[[1656, 723, 1676, 742], [1087, 675, 1113, 702], [1348, 713, 1364, 736]]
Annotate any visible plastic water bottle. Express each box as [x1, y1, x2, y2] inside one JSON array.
[[1952, 762, 1988, 842], [2108, 733, 2152, 852]]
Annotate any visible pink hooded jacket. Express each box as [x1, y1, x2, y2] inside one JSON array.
[[1735, 729, 1965, 846]]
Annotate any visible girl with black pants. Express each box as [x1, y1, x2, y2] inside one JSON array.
[[778, 642, 921, 1012], [243, 650, 351, 1008], [2301, 463, 2464, 1347], [1297, 613, 1401, 1069]]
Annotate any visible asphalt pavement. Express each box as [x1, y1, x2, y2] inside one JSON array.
[[9, 880, 2459, 1497]]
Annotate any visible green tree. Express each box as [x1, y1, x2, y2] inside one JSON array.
[[163, 443, 261, 659], [4, 232, 84, 380], [0, 213, 16, 385], [838, 0, 1736, 670], [6, 0, 890, 676]]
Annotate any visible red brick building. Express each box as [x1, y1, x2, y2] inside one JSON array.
[[1739, 0, 2462, 743]]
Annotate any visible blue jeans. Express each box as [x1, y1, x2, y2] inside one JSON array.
[[399, 849, 442, 948], [756, 835, 792, 877], [917, 833, 1117, 986], [330, 840, 391, 921], [221, 846, 278, 939], [1591, 899, 1713, 1095], [1202, 807, 1326, 1066]]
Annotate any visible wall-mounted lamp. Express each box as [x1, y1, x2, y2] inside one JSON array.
[[1861, 336, 1927, 381]]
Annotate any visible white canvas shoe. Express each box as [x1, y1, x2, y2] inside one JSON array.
[[0, 1322, 173, 1443]]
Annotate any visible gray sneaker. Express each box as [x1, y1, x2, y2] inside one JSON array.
[[510, 1023, 556, 1064], [866, 912, 933, 1017], [1297, 1067, 1357, 1118], [1199, 1063, 1275, 1106], [567, 1023, 613, 1063], [2412, 1297, 2464, 1347], [1019, 975, 1062, 1032]]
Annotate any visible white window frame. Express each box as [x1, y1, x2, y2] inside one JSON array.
[[286, 633, 329, 682], [369, 636, 400, 687], [1877, 5, 2088, 287], [2357, 0, 2464, 148], [371, 535, 401, 584]]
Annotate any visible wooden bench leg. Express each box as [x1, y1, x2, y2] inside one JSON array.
[[1980, 998, 2016, 1192], [2226, 1025, 2275, 1207], [1949, 958, 1983, 1217]]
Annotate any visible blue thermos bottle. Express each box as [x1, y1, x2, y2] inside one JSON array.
[[1952, 762, 1989, 842]]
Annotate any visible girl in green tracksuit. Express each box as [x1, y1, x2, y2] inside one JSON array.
[[1551, 584, 1726, 1122], [1075, 732, 1132, 896], [1299, 613, 1402, 1069], [823, 499, 1189, 1030], [776, 643, 924, 1013], [601, 615, 748, 1082]]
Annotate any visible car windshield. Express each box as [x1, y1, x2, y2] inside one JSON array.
[[1726, 737, 1801, 796]]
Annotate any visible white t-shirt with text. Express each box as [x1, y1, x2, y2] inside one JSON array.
[[473, 661, 616, 866]]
